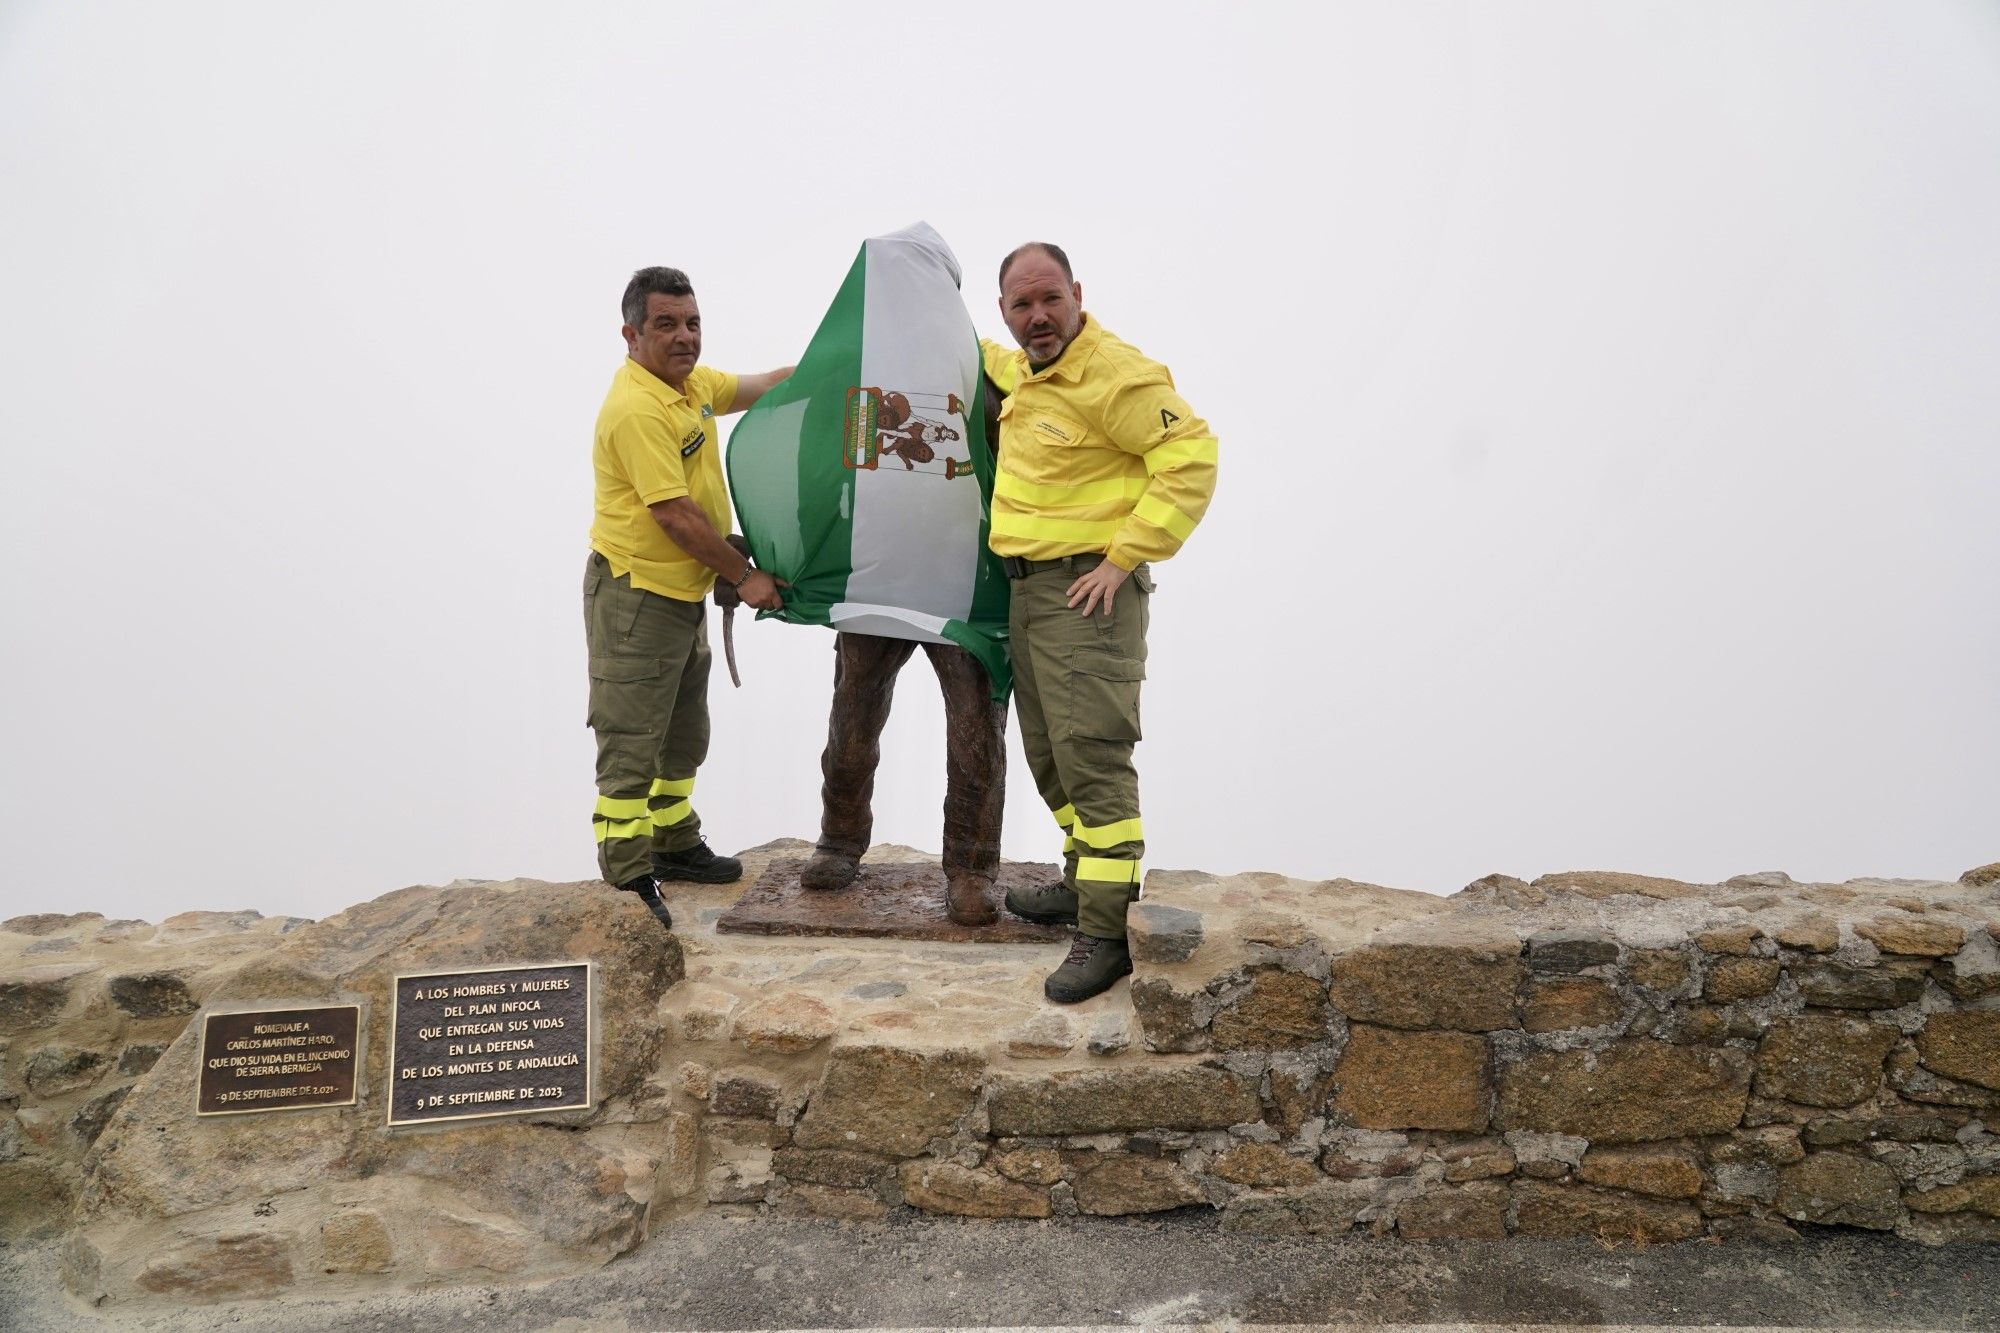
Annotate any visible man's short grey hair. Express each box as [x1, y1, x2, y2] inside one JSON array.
[[622, 266, 694, 327], [998, 241, 1074, 287]]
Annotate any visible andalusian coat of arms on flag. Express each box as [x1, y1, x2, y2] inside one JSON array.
[[726, 222, 1011, 695]]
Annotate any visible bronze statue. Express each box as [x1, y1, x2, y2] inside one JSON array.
[[797, 380, 1008, 925]]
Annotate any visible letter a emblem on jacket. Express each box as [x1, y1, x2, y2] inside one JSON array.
[[1160, 408, 1180, 431]]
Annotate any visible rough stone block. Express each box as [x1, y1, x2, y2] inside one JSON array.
[[1577, 1145, 1702, 1199], [0, 1158, 77, 1239], [898, 1160, 1051, 1218], [1775, 1152, 1902, 1230], [1856, 914, 1966, 958], [1704, 957, 1781, 1002], [1796, 961, 1925, 1010], [1397, 1182, 1508, 1239], [1267, 1061, 1334, 1136], [1211, 969, 1332, 1050], [1441, 1140, 1516, 1182], [1003, 1011, 1076, 1059], [1527, 930, 1619, 974], [1708, 1126, 1804, 1166], [24, 1044, 107, 1096], [1628, 949, 1692, 991], [1496, 1039, 1750, 1143], [136, 1233, 296, 1300], [772, 1148, 891, 1189], [421, 1214, 533, 1275], [1512, 1181, 1703, 1244], [709, 1070, 783, 1119], [986, 1066, 1259, 1137], [0, 963, 99, 1033], [107, 970, 199, 1018], [793, 1045, 983, 1157], [1129, 978, 1214, 1053], [320, 1211, 393, 1274], [1533, 871, 1704, 901], [1073, 1154, 1204, 1215], [1755, 1013, 1898, 1107], [734, 993, 837, 1053], [1775, 915, 1840, 953], [1693, 924, 1762, 956], [1332, 1025, 1491, 1132], [990, 1146, 1064, 1186], [1917, 1012, 2000, 1090], [1523, 978, 1621, 1031], [1128, 903, 1204, 964], [1210, 1142, 1321, 1188], [781, 1184, 890, 1220], [117, 1043, 168, 1077], [1329, 929, 1522, 1032], [1904, 1175, 2000, 1218]]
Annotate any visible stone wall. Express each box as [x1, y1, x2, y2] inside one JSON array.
[[6, 847, 1997, 1307]]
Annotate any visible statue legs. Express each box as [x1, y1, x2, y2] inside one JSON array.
[[802, 632, 1005, 926]]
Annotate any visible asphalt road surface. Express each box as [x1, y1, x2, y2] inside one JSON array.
[[2, 1212, 1996, 1332]]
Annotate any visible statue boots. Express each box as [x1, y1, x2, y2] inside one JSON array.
[[810, 632, 1006, 925]]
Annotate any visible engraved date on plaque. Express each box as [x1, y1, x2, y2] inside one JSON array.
[[196, 1005, 360, 1116], [388, 962, 592, 1126]]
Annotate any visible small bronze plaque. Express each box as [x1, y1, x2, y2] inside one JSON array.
[[388, 962, 592, 1126], [196, 1005, 360, 1116]]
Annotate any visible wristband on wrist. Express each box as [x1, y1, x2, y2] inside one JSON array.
[[730, 563, 755, 589]]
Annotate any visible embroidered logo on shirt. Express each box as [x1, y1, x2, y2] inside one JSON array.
[[1160, 408, 1180, 432], [1033, 418, 1077, 444], [681, 428, 706, 458]]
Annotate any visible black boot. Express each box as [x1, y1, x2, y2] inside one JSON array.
[[1005, 880, 1079, 926], [617, 875, 674, 930], [651, 840, 743, 884], [1044, 932, 1132, 1004]]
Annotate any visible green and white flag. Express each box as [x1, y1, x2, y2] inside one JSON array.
[[727, 222, 1010, 696]]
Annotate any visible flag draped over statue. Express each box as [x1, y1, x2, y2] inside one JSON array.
[[727, 222, 1011, 696]]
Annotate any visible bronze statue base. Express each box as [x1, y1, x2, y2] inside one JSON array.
[[716, 858, 1068, 944]]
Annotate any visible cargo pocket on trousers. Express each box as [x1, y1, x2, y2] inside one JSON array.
[[1067, 647, 1144, 743], [586, 655, 661, 732]]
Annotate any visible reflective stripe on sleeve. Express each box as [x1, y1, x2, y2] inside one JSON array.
[[1144, 436, 1218, 474], [1133, 494, 1197, 541], [1076, 856, 1142, 884], [989, 510, 1122, 545], [1073, 817, 1143, 849], [994, 470, 1149, 509]]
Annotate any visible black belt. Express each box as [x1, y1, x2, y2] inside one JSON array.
[[1001, 553, 1103, 580]]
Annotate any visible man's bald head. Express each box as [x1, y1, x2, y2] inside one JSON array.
[[998, 241, 1074, 288]]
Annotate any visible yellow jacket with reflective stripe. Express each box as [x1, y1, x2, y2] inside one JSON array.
[[979, 316, 1217, 570]]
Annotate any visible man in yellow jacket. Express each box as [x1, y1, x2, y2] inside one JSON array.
[[982, 242, 1218, 1002], [586, 266, 791, 928]]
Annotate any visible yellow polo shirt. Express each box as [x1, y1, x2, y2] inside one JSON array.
[[589, 358, 739, 601], [980, 317, 1217, 570]]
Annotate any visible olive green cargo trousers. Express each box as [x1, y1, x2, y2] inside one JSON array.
[[1008, 554, 1151, 939], [583, 551, 711, 886]]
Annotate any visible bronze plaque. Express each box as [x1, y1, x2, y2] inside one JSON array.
[[196, 1005, 360, 1116], [388, 962, 592, 1126]]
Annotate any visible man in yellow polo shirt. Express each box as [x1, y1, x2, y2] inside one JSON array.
[[586, 265, 791, 928], [982, 241, 1219, 1002]]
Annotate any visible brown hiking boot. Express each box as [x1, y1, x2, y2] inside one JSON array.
[[800, 849, 859, 891], [945, 873, 997, 927]]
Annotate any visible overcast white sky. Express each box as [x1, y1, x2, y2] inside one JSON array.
[[2, 2, 1996, 923]]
